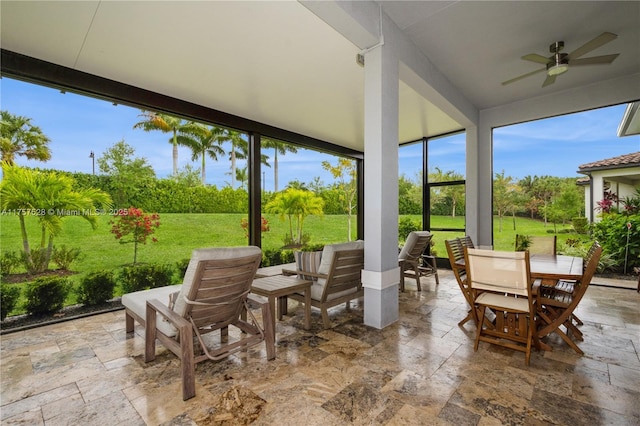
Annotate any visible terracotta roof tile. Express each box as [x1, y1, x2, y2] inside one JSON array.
[[578, 151, 640, 172]]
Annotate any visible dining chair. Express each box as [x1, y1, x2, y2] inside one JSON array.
[[465, 247, 537, 365], [536, 241, 602, 355], [445, 238, 476, 326], [122, 246, 275, 400], [515, 234, 557, 254]]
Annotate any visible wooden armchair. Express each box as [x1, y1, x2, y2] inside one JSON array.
[[398, 231, 439, 292], [122, 246, 275, 400], [283, 241, 364, 329]]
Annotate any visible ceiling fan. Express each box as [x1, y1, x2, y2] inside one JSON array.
[[502, 32, 619, 87]]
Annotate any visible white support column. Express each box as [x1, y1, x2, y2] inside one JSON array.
[[362, 43, 400, 329]]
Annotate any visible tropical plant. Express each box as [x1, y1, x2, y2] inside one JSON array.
[[322, 158, 357, 241], [175, 123, 226, 185], [110, 207, 160, 264], [133, 111, 189, 176], [261, 137, 298, 192], [0, 162, 112, 273], [240, 215, 270, 238], [0, 110, 52, 164], [264, 188, 324, 247]]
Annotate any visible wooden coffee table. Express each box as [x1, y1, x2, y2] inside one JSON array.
[[251, 275, 312, 331]]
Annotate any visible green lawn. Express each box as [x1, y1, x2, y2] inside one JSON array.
[[0, 212, 582, 316]]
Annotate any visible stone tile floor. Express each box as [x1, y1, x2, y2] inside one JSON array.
[[1, 270, 639, 425]]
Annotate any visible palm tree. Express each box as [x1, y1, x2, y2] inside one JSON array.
[[225, 129, 247, 189], [262, 137, 298, 192], [264, 188, 324, 246], [235, 167, 248, 189], [0, 162, 112, 272], [133, 111, 188, 176], [224, 129, 270, 188], [0, 110, 52, 164], [175, 123, 226, 185]]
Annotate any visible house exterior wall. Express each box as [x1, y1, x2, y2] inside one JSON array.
[[585, 166, 640, 221]]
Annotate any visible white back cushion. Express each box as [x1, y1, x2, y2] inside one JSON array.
[[173, 246, 261, 316], [317, 240, 364, 282]]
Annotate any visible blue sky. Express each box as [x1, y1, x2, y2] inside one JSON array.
[[2, 77, 639, 189]]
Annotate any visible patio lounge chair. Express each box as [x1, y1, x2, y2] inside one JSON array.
[[283, 241, 364, 329], [398, 231, 439, 292], [121, 246, 275, 400]]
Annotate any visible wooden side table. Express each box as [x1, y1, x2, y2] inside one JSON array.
[[251, 275, 312, 331]]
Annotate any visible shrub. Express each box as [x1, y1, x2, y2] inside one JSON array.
[[572, 217, 589, 234], [119, 263, 175, 293], [0, 251, 21, 277], [20, 248, 48, 275], [1, 284, 21, 321], [176, 258, 190, 280], [52, 245, 83, 270], [262, 249, 295, 267], [398, 217, 420, 242], [591, 212, 640, 270], [76, 271, 116, 305], [24, 276, 70, 315]]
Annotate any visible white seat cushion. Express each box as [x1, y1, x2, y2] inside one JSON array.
[[475, 292, 530, 312], [122, 285, 182, 337]]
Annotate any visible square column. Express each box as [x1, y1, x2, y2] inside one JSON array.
[[362, 44, 400, 329]]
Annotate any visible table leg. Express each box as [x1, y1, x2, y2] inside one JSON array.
[[267, 295, 277, 334], [303, 287, 311, 330], [277, 295, 288, 319]]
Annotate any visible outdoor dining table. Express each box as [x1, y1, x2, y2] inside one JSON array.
[[455, 252, 584, 352]]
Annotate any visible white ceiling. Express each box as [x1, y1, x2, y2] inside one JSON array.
[[1, 1, 639, 152]]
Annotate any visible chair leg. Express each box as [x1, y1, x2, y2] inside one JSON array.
[[474, 306, 486, 351], [399, 268, 405, 292], [144, 305, 157, 362], [321, 308, 331, 329], [178, 322, 196, 400], [260, 302, 276, 360], [458, 310, 473, 326], [125, 311, 135, 333], [415, 267, 422, 292]]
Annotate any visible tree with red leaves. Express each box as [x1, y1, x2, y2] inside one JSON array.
[[110, 207, 160, 264]]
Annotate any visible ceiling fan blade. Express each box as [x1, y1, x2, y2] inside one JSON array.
[[501, 67, 546, 86], [542, 74, 557, 88], [522, 53, 551, 64], [570, 53, 619, 66], [569, 32, 617, 59]]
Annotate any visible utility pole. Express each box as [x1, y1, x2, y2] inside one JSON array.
[[89, 151, 95, 175]]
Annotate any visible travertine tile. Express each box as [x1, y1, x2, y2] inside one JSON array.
[[1, 272, 638, 425]]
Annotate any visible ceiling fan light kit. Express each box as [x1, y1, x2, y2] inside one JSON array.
[[502, 32, 619, 87]]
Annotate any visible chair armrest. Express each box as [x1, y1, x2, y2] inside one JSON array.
[[246, 293, 269, 309], [147, 298, 191, 329], [281, 269, 327, 280]]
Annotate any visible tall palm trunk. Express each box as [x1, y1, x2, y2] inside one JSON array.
[[19, 215, 32, 265], [274, 148, 279, 192], [172, 130, 178, 176]]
